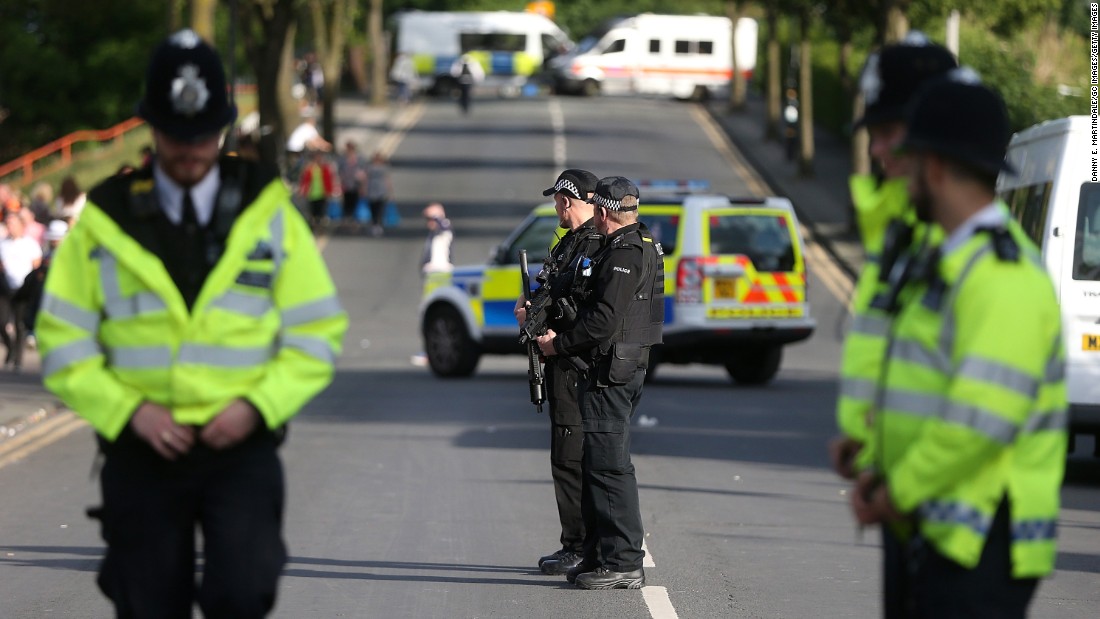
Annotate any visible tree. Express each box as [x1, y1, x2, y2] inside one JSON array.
[[307, 0, 358, 144], [764, 4, 781, 140], [796, 3, 814, 177], [370, 0, 387, 107], [241, 0, 298, 169], [725, 0, 746, 112], [192, 0, 219, 41]]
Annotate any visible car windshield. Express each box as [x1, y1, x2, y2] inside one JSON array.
[[503, 215, 564, 265], [709, 213, 795, 272], [639, 214, 680, 255]]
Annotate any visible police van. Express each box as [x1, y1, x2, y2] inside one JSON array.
[[549, 13, 757, 100], [419, 187, 815, 384], [393, 10, 573, 96], [998, 115, 1100, 445]]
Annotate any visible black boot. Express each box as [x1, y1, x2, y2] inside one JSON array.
[[574, 566, 645, 590], [540, 552, 582, 575], [565, 560, 600, 584], [538, 549, 569, 568]]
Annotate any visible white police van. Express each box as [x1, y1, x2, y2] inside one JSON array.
[[998, 115, 1100, 448]]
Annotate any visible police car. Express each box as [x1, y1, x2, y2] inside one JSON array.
[[419, 186, 815, 384]]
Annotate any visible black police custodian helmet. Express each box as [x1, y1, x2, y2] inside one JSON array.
[[543, 169, 599, 200], [587, 176, 640, 211], [855, 32, 957, 129], [899, 68, 1014, 177], [137, 29, 237, 142]]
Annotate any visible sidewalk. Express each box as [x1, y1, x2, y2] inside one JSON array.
[[706, 94, 863, 281]]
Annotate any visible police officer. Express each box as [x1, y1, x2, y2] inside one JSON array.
[[36, 30, 347, 618], [536, 176, 664, 590], [514, 169, 602, 575], [849, 71, 1067, 617], [830, 34, 957, 481]]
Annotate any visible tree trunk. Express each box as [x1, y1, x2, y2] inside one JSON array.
[[369, 0, 387, 107], [798, 9, 814, 177], [308, 0, 351, 145], [245, 0, 297, 171], [168, 0, 183, 32], [347, 44, 369, 94], [882, 3, 909, 44], [726, 1, 746, 112], [191, 0, 218, 42], [765, 7, 781, 140]]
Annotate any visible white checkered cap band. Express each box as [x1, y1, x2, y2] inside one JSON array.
[[554, 178, 582, 199], [591, 193, 636, 211]]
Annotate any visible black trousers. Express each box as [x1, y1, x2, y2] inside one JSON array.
[[0, 292, 28, 368], [545, 358, 584, 553], [577, 368, 646, 572], [882, 501, 1038, 619], [96, 427, 287, 619]]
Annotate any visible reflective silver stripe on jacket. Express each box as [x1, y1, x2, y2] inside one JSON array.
[[178, 344, 274, 367], [109, 346, 173, 369], [941, 402, 1019, 444], [850, 313, 891, 338], [956, 357, 1039, 400], [281, 295, 343, 327], [42, 293, 100, 333], [209, 290, 273, 318], [42, 338, 102, 378], [1022, 410, 1068, 433], [1012, 519, 1058, 541], [839, 377, 877, 402], [889, 338, 950, 374], [282, 333, 336, 363], [919, 500, 992, 536], [99, 252, 167, 319], [1044, 354, 1065, 383]]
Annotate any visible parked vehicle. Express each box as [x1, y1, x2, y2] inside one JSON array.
[[418, 190, 815, 384], [999, 115, 1100, 446], [393, 10, 573, 97], [549, 13, 757, 100]]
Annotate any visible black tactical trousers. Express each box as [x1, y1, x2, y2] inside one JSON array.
[[577, 368, 646, 572], [546, 358, 584, 553], [96, 427, 287, 619]]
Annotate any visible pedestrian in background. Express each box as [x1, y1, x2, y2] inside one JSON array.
[[536, 177, 664, 590], [365, 151, 393, 237], [390, 52, 419, 105], [298, 148, 336, 230], [450, 54, 484, 115], [850, 70, 1067, 618], [36, 29, 347, 618], [337, 140, 368, 233], [421, 202, 453, 274], [514, 169, 603, 577], [28, 182, 54, 224], [55, 175, 86, 224], [0, 208, 42, 371]]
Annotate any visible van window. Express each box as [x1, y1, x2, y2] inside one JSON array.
[[1073, 183, 1100, 280], [640, 214, 680, 255], [603, 39, 626, 54], [1003, 181, 1053, 246], [460, 33, 527, 53], [503, 216, 564, 265], [709, 214, 795, 272], [698, 40, 714, 55], [675, 40, 691, 54], [649, 39, 661, 54]]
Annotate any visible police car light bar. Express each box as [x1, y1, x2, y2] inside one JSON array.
[[634, 179, 711, 194]]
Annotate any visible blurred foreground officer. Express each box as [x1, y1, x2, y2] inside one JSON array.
[[537, 177, 664, 589], [849, 71, 1067, 618], [830, 33, 957, 480], [514, 169, 602, 575], [36, 30, 347, 618]]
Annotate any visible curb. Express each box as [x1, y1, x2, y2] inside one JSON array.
[[704, 104, 859, 283]]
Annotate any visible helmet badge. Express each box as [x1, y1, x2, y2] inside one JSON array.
[[170, 29, 202, 49], [171, 64, 210, 117]]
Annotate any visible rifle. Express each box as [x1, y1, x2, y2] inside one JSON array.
[[519, 250, 548, 413]]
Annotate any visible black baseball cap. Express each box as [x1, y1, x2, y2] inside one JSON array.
[[587, 176, 640, 211], [137, 29, 237, 142], [899, 68, 1014, 176], [854, 32, 957, 129], [543, 169, 599, 200]]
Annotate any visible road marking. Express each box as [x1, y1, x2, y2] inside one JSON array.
[[549, 98, 567, 169], [642, 537, 656, 568], [690, 103, 854, 305], [0, 412, 86, 470], [643, 587, 680, 619], [375, 101, 425, 160]]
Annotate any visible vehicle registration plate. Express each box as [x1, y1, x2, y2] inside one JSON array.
[[714, 279, 737, 299], [1084, 335, 1100, 351], [707, 306, 805, 319]]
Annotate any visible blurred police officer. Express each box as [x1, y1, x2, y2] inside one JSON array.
[[36, 30, 348, 618], [849, 70, 1067, 617], [830, 34, 957, 480], [537, 177, 664, 590], [514, 169, 602, 575]]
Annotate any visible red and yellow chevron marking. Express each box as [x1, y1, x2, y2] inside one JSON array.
[[706, 255, 805, 305]]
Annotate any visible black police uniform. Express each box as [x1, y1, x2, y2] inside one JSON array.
[[540, 217, 602, 567], [553, 208, 664, 587]]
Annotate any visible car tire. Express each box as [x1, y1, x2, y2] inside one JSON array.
[[582, 79, 600, 97], [725, 345, 782, 385], [423, 306, 480, 377]]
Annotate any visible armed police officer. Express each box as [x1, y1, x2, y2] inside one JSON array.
[[536, 177, 663, 590], [830, 34, 957, 481], [514, 169, 602, 576], [36, 30, 347, 618], [849, 71, 1067, 617]]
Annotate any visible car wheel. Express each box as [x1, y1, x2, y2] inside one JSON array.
[[423, 306, 480, 377], [582, 79, 600, 97], [725, 346, 782, 385]]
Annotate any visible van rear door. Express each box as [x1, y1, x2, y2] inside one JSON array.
[[1063, 182, 1100, 408]]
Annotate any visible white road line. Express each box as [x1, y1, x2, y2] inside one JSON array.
[[642, 587, 681, 619], [642, 538, 656, 568], [549, 98, 567, 169]]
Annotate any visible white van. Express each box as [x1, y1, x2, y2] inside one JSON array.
[[550, 13, 757, 100], [393, 10, 573, 96], [998, 115, 1100, 447]]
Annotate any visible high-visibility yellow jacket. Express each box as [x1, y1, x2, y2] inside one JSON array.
[[877, 214, 1067, 578], [36, 169, 348, 441]]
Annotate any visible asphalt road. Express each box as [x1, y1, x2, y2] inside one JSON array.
[[1, 94, 1098, 618]]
